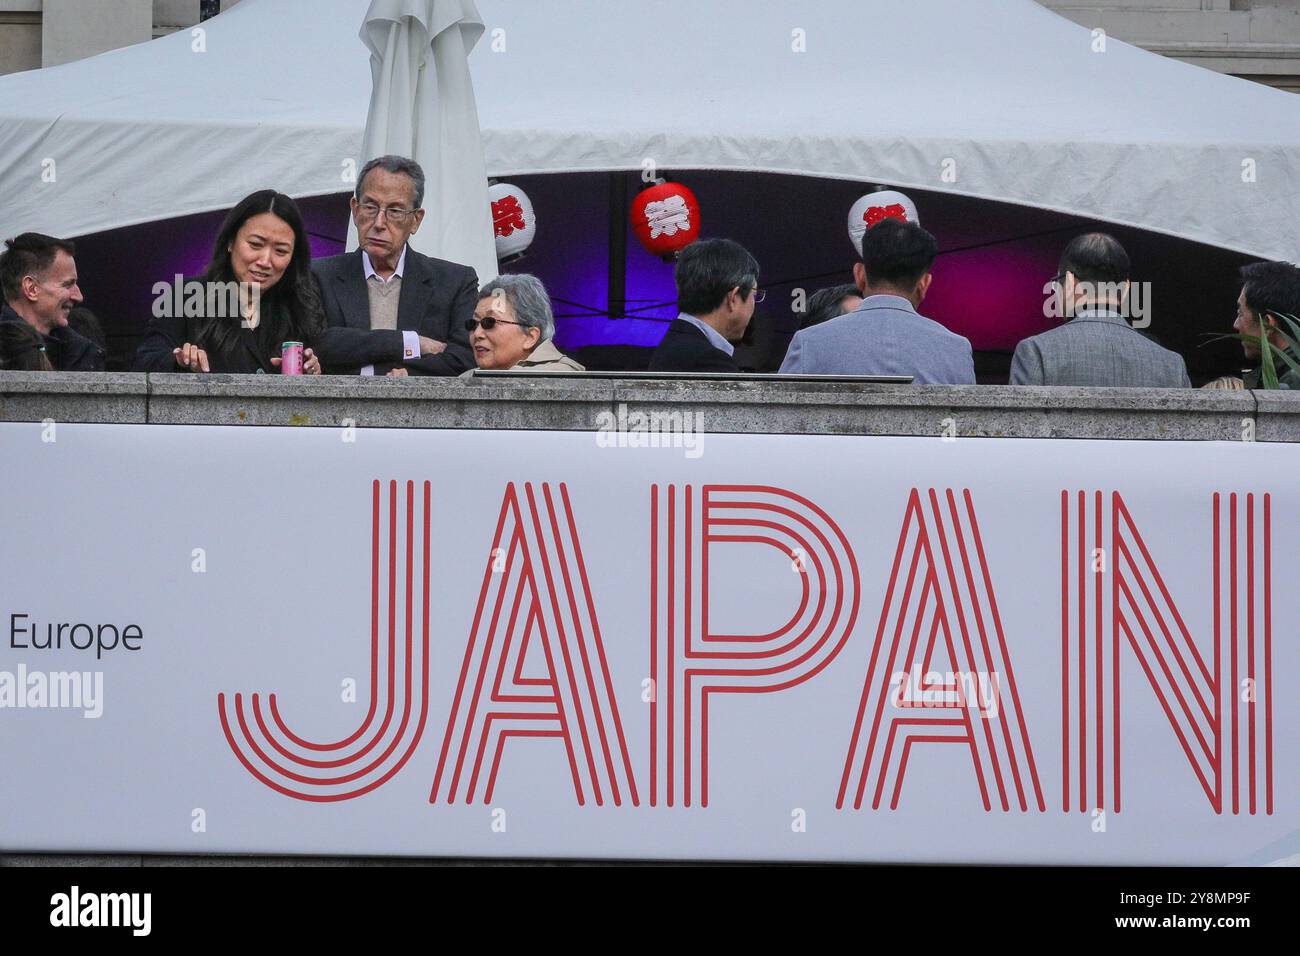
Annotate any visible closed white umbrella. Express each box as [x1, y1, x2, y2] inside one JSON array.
[[352, 0, 498, 283]]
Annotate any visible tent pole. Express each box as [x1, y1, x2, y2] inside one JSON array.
[[608, 172, 628, 319]]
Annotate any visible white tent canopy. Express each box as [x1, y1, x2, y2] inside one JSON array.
[[1, 0, 1298, 260]]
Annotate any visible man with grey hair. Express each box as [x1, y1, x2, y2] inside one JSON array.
[[314, 155, 477, 376], [465, 274, 584, 373]]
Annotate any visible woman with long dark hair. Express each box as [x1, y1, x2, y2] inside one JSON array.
[[133, 190, 325, 374]]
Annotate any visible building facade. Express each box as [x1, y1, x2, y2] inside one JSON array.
[[1040, 0, 1300, 91], [0, 0, 1297, 90], [0, 0, 240, 75]]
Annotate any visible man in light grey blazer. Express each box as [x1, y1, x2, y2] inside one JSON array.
[[1010, 233, 1190, 388], [779, 219, 976, 384]]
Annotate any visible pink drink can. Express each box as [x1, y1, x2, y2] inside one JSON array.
[[281, 341, 304, 376]]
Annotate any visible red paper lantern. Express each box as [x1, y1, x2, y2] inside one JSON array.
[[631, 182, 701, 260], [487, 182, 536, 263]]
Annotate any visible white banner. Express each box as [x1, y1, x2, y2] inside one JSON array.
[[0, 423, 1296, 863]]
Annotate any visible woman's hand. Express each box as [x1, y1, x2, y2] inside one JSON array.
[[173, 343, 210, 372], [270, 348, 323, 375]]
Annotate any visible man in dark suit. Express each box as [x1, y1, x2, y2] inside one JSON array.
[[648, 238, 761, 373], [0, 233, 104, 371], [314, 156, 477, 377], [1010, 233, 1190, 388]]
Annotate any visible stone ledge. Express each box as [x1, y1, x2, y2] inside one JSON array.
[[1255, 389, 1300, 442], [0, 371, 1292, 442], [144, 373, 617, 430], [608, 381, 1252, 410], [0, 854, 143, 867], [0, 371, 149, 424], [0, 853, 661, 867], [144, 372, 616, 402], [0, 371, 148, 394]]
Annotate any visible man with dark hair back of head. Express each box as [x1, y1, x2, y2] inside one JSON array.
[[1235, 260, 1300, 389], [0, 233, 103, 371], [779, 219, 975, 383], [648, 238, 762, 373], [1010, 232, 1189, 387], [311, 154, 477, 377], [799, 283, 863, 331]]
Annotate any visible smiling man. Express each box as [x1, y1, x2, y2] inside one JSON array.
[[0, 234, 103, 371], [313, 155, 477, 377]]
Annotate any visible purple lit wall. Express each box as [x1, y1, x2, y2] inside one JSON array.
[[494, 171, 1252, 379], [490, 173, 674, 354], [70, 174, 1252, 382]]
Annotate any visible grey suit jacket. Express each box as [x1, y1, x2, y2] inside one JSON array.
[[779, 295, 976, 384], [1009, 311, 1191, 388]]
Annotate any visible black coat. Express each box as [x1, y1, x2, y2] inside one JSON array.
[[312, 249, 476, 376], [0, 305, 104, 371], [131, 288, 314, 374], [647, 318, 740, 373]]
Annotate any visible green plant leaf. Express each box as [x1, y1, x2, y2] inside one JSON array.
[[1262, 313, 1299, 384], [1270, 346, 1300, 377], [1262, 334, 1280, 388], [1272, 312, 1300, 352]]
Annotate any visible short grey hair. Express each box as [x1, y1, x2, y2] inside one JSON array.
[[355, 155, 426, 209], [478, 274, 555, 342]]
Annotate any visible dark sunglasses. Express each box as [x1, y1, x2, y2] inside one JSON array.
[[465, 316, 524, 331]]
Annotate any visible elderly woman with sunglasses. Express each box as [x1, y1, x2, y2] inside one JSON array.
[[462, 274, 584, 374]]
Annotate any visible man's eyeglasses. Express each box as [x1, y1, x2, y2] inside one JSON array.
[[466, 316, 524, 332], [356, 202, 417, 225], [748, 287, 767, 303]]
